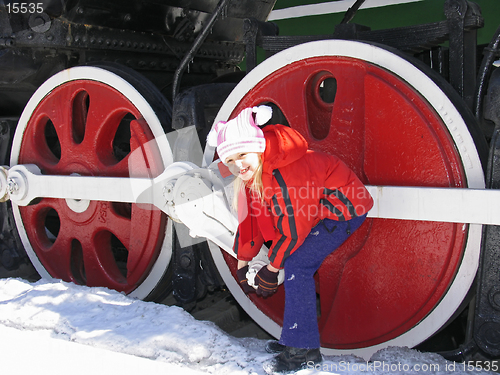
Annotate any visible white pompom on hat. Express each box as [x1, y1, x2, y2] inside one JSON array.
[[207, 105, 272, 164]]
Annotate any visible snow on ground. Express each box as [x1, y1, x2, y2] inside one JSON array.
[[0, 277, 493, 374]]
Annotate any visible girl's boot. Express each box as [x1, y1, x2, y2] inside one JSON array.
[[263, 346, 322, 374]]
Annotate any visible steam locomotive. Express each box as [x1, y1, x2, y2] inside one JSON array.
[[1, 0, 500, 361]]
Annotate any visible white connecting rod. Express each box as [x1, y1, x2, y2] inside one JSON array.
[[366, 185, 500, 226], [4, 164, 153, 206], [3, 164, 500, 226]]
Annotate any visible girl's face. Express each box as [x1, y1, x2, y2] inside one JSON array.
[[224, 152, 261, 181]]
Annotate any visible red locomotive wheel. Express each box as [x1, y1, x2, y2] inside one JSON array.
[[206, 40, 486, 358], [11, 66, 174, 299]]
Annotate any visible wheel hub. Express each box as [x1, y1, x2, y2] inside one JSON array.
[[65, 197, 91, 213]]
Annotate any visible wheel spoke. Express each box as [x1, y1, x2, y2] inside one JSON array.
[[127, 204, 165, 285], [19, 199, 61, 248], [17, 115, 60, 170], [79, 83, 137, 168], [100, 202, 132, 245], [18, 86, 75, 169], [20, 199, 79, 282], [41, 85, 74, 146], [129, 118, 164, 176], [82, 231, 128, 288], [48, 218, 84, 283], [85, 82, 136, 135], [40, 84, 86, 166]]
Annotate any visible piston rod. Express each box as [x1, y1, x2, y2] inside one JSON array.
[[3, 164, 500, 226]]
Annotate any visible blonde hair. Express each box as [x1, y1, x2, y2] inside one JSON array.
[[232, 155, 264, 210]]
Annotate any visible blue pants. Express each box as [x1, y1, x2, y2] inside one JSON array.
[[279, 214, 367, 349]]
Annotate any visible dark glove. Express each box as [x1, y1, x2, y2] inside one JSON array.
[[236, 265, 255, 294], [255, 266, 278, 298]]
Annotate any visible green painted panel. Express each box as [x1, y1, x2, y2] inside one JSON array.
[[271, 0, 499, 45]]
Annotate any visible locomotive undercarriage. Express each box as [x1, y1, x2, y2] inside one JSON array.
[[1, 0, 500, 361]]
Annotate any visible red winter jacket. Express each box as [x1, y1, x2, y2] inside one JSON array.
[[233, 124, 373, 269]]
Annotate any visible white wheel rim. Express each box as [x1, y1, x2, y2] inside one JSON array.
[[11, 66, 174, 299], [204, 40, 485, 359]]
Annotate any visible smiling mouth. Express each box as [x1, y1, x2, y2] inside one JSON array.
[[240, 167, 250, 175]]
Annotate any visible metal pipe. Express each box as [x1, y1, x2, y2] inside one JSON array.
[[438, 340, 478, 362], [474, 24, 500, 122], [172, 0, 231, 100], [340, 0, 366, 24]]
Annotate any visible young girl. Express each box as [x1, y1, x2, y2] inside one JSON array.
[[207, 106, 373, 374]]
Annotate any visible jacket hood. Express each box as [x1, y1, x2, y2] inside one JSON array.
[[262, 125, 308, 172]]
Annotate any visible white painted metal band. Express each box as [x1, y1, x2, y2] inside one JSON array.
[[268, 0, 423, 21], [367, 185, 500, 225]]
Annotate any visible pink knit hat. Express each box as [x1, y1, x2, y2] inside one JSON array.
[[207, 106, 272, 164]]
